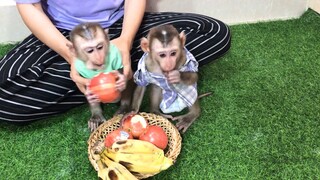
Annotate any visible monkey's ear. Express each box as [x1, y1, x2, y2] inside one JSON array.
[[104, 29, 110, 41], [66, 42, 76, 56], [140, 37, 150, 53], [179, 31, 186, 47], [104, 29, 109, 35]]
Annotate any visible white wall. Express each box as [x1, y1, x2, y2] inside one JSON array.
[[0, 0, 30, 43], [146, 0, 308, 25], [0, 0, 310, 43], [308, 0, 320, 13]]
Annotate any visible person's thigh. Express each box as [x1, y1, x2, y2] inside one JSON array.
[[0, 30, 86, 122]]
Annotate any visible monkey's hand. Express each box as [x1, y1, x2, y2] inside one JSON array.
[[164, 70, 181, 84], [85, 88, 100, 105], [88, 103, 106, 132], [119, 111, 137, 126], [172, 113, 198, 133], [112, 71, 127, 92], [88, 114, 106, 132]]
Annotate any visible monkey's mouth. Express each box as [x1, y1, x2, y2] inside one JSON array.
[[87, 63, 105, 71], [94, 64, 105, 70]]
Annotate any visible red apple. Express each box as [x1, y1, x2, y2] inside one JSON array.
[[88, 72, 120, 103], [104, 128, 133, 148], [122, 114, 149, 138], [139, 125, 168, 150]]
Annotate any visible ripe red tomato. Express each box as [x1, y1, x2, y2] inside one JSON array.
[[88, 72, 120, 103], [139, 125, 168, 150], [104, 128, 133, 148], [122, 114, 149, 138]]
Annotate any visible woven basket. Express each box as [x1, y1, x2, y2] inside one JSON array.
[[87, 112, 182, 179]]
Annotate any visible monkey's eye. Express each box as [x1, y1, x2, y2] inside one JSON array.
[[96, 44, 104, 50], [159, 53, 167, 58], [86, 48, 94, 54], [170, 51, 177, 56]]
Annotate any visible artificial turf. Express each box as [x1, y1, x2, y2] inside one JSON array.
[[0, 9, 319, 179]]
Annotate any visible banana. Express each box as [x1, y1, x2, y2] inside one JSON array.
[[102, 147, 174, 175], [118, 154, 173, 175], [110, 139, 164, 154], [105, 148, 164, 164], [100, 153, 138, 180], [92, 154, 110, 180]]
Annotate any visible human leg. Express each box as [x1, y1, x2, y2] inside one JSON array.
[[0, 30, 86, 122]]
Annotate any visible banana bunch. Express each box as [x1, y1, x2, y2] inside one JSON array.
[[95, 153, 138, 180], [101, 139, 174, 176], [92, 142, 138, 180]]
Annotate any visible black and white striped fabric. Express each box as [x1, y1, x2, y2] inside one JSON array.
[[0, 12, 231, 122]]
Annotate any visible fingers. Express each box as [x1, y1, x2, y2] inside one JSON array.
[[176, 122, 190, 133], [112, 71, 127, 91], [76, 82, 86, 94], [85, 89, 100, 104], [164, 70, 181, 84], [172, 116, 192, 133], [88, 120, 99, 132], [70, 63, 90, 93], [119, 111, 136, 126]]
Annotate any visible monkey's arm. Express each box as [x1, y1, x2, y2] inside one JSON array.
[[180, 72, 198, 85], [131, 86, 146, 113]]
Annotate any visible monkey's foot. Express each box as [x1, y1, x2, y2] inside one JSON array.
[[88, 115, 106, 132], [151, 111, 173, 120], [172, 114, 197, 133]]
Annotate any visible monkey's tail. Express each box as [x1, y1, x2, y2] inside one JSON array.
[[198, 92, 213, 99]]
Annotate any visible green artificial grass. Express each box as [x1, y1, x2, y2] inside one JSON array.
[[1, 9, 320, 179]]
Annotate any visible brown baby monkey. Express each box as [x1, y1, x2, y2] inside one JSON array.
[[131, 24, 203, 133], [68, 22, 131, 132]]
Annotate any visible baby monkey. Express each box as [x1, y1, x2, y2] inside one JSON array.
[[69, 22, 130, 132], [131, 24, 203, 133]]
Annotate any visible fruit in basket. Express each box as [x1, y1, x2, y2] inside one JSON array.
[[104, 129, 133, 148], [88, 72, 120, 103], [110, 139, 164, 154], [139, 125, 168, 150], [122, 114, 149, 138], [102, 139, 173, 175], [99, 153, 138, 180]]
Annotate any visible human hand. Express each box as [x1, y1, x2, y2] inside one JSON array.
[[110, 37, 133, 80], [69, 59, 90, 93]]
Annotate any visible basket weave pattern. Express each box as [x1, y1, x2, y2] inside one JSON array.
[[87, 112, 182, 179]]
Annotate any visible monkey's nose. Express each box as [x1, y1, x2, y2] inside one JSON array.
[[94, 57, 104, 66], [163, 63, 175, 72]]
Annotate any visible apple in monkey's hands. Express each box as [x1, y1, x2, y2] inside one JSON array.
[[121, 114, 149, 138], [88, 72, 120, 103]]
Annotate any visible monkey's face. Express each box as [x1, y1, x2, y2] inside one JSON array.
[[151, 38, 182, 72], [75, 30, 108, 70]]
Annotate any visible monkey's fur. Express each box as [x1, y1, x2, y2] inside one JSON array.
[[130, 25, 205, 133]]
